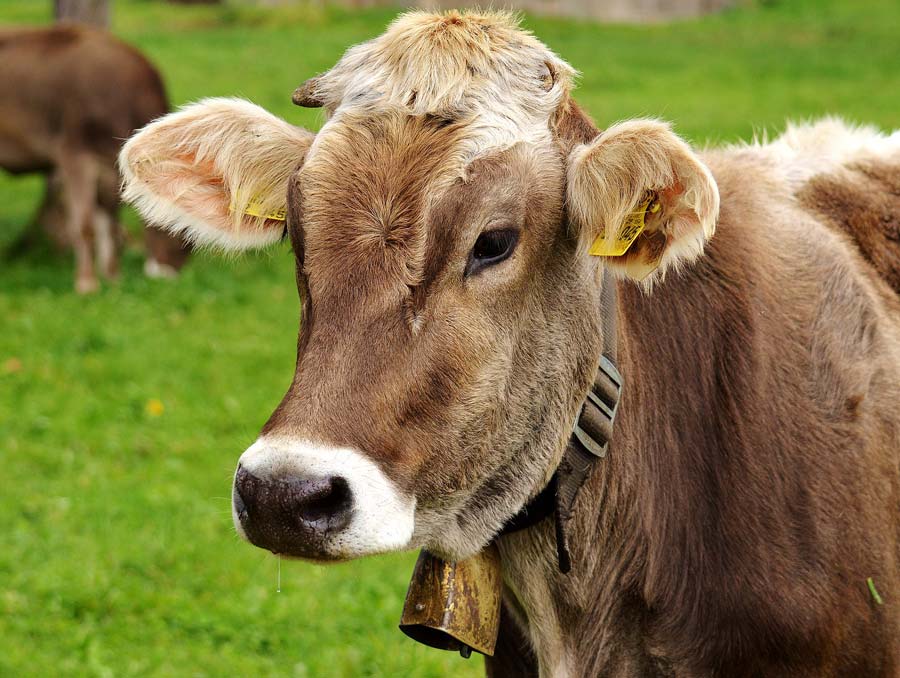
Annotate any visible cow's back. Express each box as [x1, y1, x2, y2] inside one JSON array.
[[718, 119, 900, 294], [0, 25, 167, 172]]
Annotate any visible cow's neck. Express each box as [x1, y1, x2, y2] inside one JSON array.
[[496, 521, 576, 676], [495, 256, 773, 676], [495, 283, 664, 677], [496, 472, 645, 676]]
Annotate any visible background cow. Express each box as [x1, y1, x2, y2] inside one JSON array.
[[0, 24, 190, 293], [120, 11, 899, 677]]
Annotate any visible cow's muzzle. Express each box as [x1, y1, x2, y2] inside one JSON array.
[[233, 464, 353, 559], [232, 438, 416, 559]]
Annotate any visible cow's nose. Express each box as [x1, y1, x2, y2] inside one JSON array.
[[233, 464, 353, 558]]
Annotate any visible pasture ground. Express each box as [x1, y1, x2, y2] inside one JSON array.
[[1, 0, 898, 675]]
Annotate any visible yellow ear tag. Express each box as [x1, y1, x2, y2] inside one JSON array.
[[589, 193, 659, 257], [230, 195, 287, 222]]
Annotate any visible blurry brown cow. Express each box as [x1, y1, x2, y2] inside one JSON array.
[[0, 24, 190, 292]]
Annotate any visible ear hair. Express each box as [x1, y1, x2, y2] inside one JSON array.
[[567, 119, 719, 283], [119, 97, 314, 251]]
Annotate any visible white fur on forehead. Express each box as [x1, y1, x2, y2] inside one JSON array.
[[308, 10, 576, 154]]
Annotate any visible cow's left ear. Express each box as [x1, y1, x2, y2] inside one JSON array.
[[567, 119, 719, 282]]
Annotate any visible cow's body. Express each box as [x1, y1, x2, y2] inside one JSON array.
[[0, 25, 189, 291], [493, 125, 900, 677], [118, 11, 899, 676]]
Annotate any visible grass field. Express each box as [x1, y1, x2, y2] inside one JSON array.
[[1, 0, 898, 676]]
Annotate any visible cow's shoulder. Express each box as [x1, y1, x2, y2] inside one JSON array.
[[798, 155, 900, 296]]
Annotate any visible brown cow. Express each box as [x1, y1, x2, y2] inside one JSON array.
[[120, 11, 899, 677], [0, 24, 190, 292]]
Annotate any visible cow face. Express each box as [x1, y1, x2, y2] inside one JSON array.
[[120, 11, 717, 562]]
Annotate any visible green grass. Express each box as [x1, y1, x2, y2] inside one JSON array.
[[1, 0, 898, 675]]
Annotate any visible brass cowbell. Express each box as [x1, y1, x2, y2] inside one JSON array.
[[398, 544, 502, 658]]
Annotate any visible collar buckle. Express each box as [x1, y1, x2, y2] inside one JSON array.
[[572, 355, 622, 459]]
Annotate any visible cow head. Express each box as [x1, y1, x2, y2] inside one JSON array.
[[120, 11, 718, 563]]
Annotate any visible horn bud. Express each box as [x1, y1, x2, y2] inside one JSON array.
[[292, 78, 324, 108], [399, 545, 502, 658]]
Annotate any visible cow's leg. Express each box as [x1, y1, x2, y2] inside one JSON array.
[[58, 152, 100, 293], [94, 172, 121, 281], [484, 600, 539, 678], [93, 209, 118, 281], [3, 172, 69, 258], [39, 170, 73, 251]]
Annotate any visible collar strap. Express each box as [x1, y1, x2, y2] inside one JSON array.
[[554, 354, 621, 572], [497, 271, 622, 574]]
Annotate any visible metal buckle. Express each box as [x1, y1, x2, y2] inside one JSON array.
[[597, 355, 623, 396], [572, 355, 622, 459], [573, 418, 610, 458]]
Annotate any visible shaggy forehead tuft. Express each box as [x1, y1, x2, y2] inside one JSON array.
[[298, 111, 470, 299], [306, 10, 576, 157]]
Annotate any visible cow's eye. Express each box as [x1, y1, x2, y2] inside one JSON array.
[[466, 228, 519, 277]]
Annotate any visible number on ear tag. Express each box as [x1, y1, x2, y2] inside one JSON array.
[[230, 195, 287, 221], [589, 192, 659, 257]]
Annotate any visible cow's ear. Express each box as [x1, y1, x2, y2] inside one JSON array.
[[120, 98, 314, 251], [567, 119, 719, 282]]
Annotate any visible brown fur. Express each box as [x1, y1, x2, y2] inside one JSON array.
[[551, 149, 900, 675], [0, 25, 189, 290], [799, 159, 900, 295], [280, 118, 900, 675], [490, 145, 900, 677], [117, 11, 900, 676], [267, 113, 588, 517]]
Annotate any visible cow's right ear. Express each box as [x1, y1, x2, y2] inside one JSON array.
[[119, 98, 314, 251]]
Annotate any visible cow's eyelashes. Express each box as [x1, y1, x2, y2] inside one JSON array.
[[466, 228, 520, 277]]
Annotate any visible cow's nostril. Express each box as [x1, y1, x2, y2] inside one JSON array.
[[297, 476, 352, 526]]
